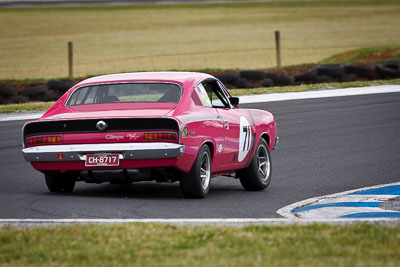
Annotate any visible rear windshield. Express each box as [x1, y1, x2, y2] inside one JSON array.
[[66, 83, 181, 106]]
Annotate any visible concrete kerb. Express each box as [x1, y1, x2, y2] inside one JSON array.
[[0, 112, 45, 122], [277, 182, 400, 219], [238, 84, 400, 104], [1, 218, 400, 228]]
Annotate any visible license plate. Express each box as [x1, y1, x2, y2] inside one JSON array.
[[85, 154, 120, 167]]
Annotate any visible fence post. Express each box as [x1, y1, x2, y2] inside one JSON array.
[[274, 31, 281, 68], [68, 41, 73, 78]]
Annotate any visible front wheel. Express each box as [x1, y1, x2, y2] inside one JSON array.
[[45, 173, 76, 193], [180, 145, 211, 198], [238, 138, 271, 191]]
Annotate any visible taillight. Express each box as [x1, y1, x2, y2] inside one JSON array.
[[27, 136, 62, 146], [143, 132, 177, 141]]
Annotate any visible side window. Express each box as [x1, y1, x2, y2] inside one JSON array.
[[194, 80, 231, 108], [67, 86, 96, 105], [204, 81, 229, 108]]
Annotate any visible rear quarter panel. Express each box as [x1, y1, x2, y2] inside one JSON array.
[[175, 105, 225, 173], [249, 108, 277, 152]]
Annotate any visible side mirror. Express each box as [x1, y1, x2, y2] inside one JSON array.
[[229, 97, 239, 107]]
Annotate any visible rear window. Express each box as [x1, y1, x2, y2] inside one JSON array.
[[66, 83, 181, 106]]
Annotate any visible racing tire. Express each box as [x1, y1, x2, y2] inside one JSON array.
[[376, 62, 400, 78], [312, 75, 333, 84], [22, 85, 48, 97], [0, 86, 16, 97], [295, 68, 318, 83], [233, 78, 249, 89], [240, 70, 266, 80], [345, 64, 375, 78], [0, 98, 12, 105], [45, 173, 75, 193], [260, 78, 274, 87], [216, 72, 240, 84], [266, 73, 295, 86], [47, 80, 75, 93], [339, 73, 357, 82], [238, 138, 271, 191], [38, 90, 60, 101], [180, 145, 211, 198], [317, 64, 344, 78], [10, 95, 29, 103]]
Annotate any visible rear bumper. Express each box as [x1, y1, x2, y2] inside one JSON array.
[[22, 142, 185, 162]]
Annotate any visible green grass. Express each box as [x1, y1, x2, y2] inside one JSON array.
[[1, 78, 400, 114], [229, 78, 400, 96], [1, 0, 400, 79], [0, 102, 54, 114], [0, 223, 399, 266], [321, 46, 400, 64]]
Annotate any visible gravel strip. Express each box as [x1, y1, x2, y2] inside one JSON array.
[[380, 197, 400, 212]]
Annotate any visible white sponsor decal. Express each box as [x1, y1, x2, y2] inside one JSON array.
[[126, 133, 139, 141], [105, 134, 125, 140], [195, 84, 212, 107]]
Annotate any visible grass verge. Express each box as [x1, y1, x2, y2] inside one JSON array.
[[1, 0, 400, 79], [0, 102, 54, 114], [228, 79, 400, 96], [1, 79, 400, 114], [0, 223, 399, 266], [321, 46, 400, 64]]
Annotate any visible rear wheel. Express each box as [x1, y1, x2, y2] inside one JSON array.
[[238, 138, 271, 191], [180, 145, 211, 198], [45, 173, 76, 193]]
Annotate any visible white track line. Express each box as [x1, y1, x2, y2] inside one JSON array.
[[239, 84, 400, 103], [0, 112, 44, 122], [0, 218, 399, 227]]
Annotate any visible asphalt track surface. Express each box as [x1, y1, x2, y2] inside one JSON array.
[[1, 92, 400, 219]]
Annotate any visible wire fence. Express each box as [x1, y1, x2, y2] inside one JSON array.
[[0, 42, 389, 80]]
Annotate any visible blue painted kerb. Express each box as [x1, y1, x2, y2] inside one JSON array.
[[341, 212, 400, 218], [349, 185, 400, 195], [291, 202, 380, 213]]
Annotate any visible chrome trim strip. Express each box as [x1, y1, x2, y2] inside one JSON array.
[[21, 122, 27, 149], [22, 142, 182, 153], [22, 142, 185, 162], [216, 80, 234, 106], [178, 114, 221, 123]]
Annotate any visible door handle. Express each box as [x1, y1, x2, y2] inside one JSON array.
[[225, 122, 229, 130]]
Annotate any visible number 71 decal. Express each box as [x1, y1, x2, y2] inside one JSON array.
[[242, 125, 251, 151], [238, 116, 252, 162]]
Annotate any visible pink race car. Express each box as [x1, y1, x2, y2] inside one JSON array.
[[22, 72, 278, 198]]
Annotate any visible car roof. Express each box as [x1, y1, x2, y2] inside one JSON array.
[[76, 72, 214, 86]]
